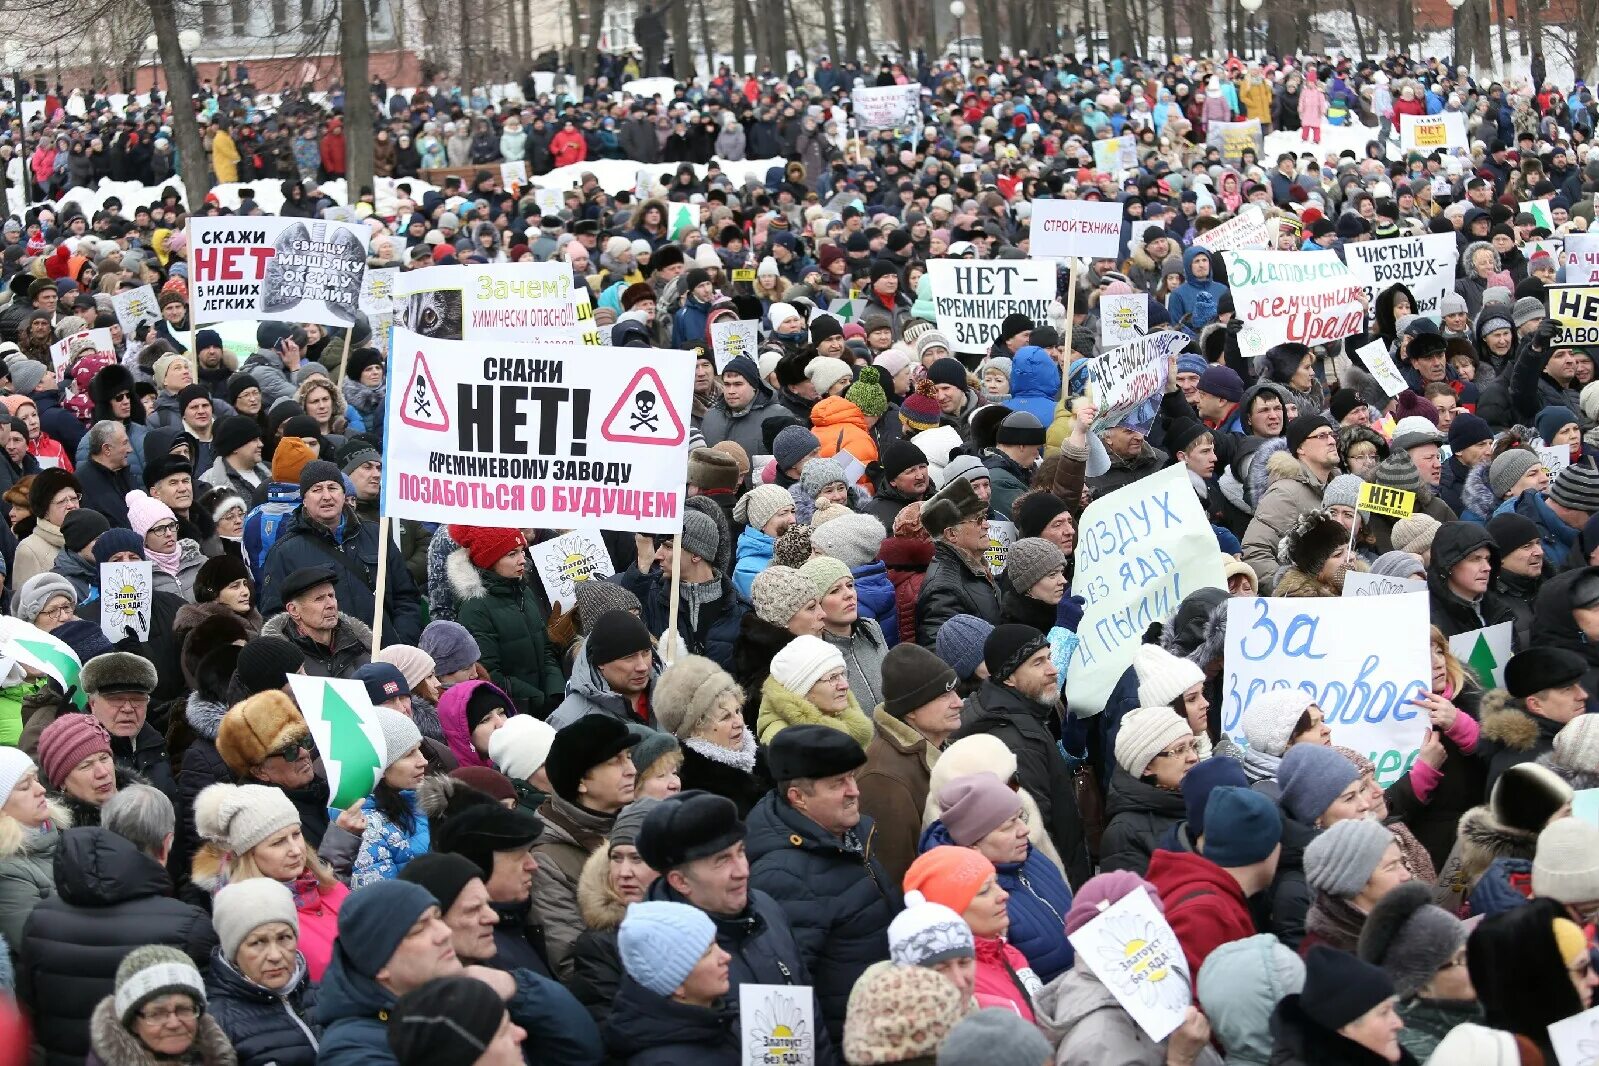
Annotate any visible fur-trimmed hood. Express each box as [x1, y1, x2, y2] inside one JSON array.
[[1478, 689, 1541, 752], [89, 995, 238, 1066], [445, 545, 488, 600], [260, 609, 374, 650], [0, 796, 69, 860], [416, 770, 500, 822], [1455, 801, 1540, 874], [1245, 436, 1292, 510], [183, 690, 230, 741], [1462, 459, 1497, 518], [577, 843, 627, 932]]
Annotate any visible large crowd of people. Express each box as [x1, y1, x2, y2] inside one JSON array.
[[0, 35, 1593, 1066]]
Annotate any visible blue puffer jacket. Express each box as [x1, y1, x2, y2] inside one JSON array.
[[315, 949, 602, 1066], [919, 820, 1075, 981], [733, 526, 774, 599], [204, 948, 320, 1066], [745, 792, 901, 1046], [1006, 345, 1061, 426], [851, 561, 900, 647], [1165, 245, 1225, 335]]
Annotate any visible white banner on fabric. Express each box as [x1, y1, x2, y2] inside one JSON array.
[[48, 328, 116, 374], [1563, 234, 1599, 285], [1222, 594, 1431, 786], [1341, 572, 1426, 598], [188, 216, 370, 327], [380, 328, 693, 534], [392, 263, 591, 346], [926, 259, 1056, 355], [1222, 249, 1365, 360], [1089, 330, 1189, 432], [1067, 464, 1225, 715], [1029, 199, 1125, 260], [850, 85, 920, 129], [1342, 233, 1458, 316]]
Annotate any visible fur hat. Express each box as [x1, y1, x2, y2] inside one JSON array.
[[1490, 763, 1573, 835], [653, 655, 743, 740], [216, 691, 309, 776], [1357, 880, 1465, 997], [921, 477, 986, 538], [79, 651, 158, 697], [1285, 509, 1348, 576]]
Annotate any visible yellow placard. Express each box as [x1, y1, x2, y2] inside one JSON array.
[[732, 268, 756, 282], [1413, 120, 1447, 148], [1550, 285, 1599, 347], [1357, 482, 1415, 519]]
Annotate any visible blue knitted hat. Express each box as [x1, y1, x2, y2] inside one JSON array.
[[335, 880, 439, 978], [937, 614, 994, 681], [618, 900, 717, 996]]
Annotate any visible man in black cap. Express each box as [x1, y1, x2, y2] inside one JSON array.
[[53, 508, 110, 601], [809, 315, 847, 360], [1481, 646, 1591, 790], [863, 439, 931, 535], [983, 410, 1045, 517], [637, 790, 844, 1065], [258, 457, 422, 645], [954, 623, 1091, 887], [531, 716, 640, 976], [745, 724, 900, 1047], [547, 609, 661, 729], [1242, 411, 1340, 583], [1487, 512, 1545, 647], [259, 565, 373, 678], [198, 414, 269, 501]]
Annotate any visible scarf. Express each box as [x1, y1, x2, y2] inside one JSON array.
[[147, 540, 184, 578], [1240, 744, 1281, 784], [1304, 891, 1367, 952], [682, 577, 722, 631], [755, 676, 876, 748], [342, 377, 385, 414], [684, 729, 758, 773], [288, 868, 323, 910]]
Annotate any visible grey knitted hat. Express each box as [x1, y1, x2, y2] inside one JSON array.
[[1550, 461, 1599, 514], [573, 579, 643, 635], [1357, 880, 1465, 998], [809, 512, 887, 571], [1488, 448, 1542, 501], [1304, 818, 1395, 899], [680, 510, 720, 567], [1369, 551, 1425, 580], [1322, 473, 1364, 511], [749, 565, 816, 627], [1004, 537, 1064, 595], [1277, 744, 1359, 825]]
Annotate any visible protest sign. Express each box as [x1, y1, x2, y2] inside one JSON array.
[[361, 267, 398, 314], [926, 259, 1056, 355], [1399, 112, 1467, 152], [1222, 249, 1364, 360], [499, 160, 529, 188], [1065, 886, 1191, 1041], [740, 984, 816, 1066], [110, 284, 160, 340], [1194, 205, 1273, 253], [1575, 789, 1599, 828], [850, 84, 920, 129], [48, 328, 116, 374], [1089, 330, 1189, 432], [1342, 572, 1426, 598], [1101, 292, 1148, 349], [0, 617, 84, 709], [1540, 444, 1572, 479], [1222, 594, 1430, 785], [1449, 622, 1513, 691], [1068, 463, 1224, 715], [381, 328, 694, 534], [530, 530, 616, 610], [1358, 482, 1415, 519], [708, 317, 759, 372], [188, 216, 371, 327], [533, 187, 566, 216], [1343, 233, 1457, 316], [985, 520, 1016, 577], [1520, 199, 1554, 231], [99, 562, 152, 643], [1550, 285, 1599, 347], [1092, 136, 1139, 178], [393, 263, 591, 346], [1205, 119, 1264, 164], [1546, 1002, 1599, 1066], [1562, 234, 1599, 284], [1354, 338, 1410, 400], [1029, 199, 1125, 260], [288, 676, 386, 809]]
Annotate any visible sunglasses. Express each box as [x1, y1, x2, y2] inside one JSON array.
[[267, 736, 315, 761]]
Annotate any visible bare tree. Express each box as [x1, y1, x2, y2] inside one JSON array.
[[340, 0, 374, 198], [146, 0, 208, 203]]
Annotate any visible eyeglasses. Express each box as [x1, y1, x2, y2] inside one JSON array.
[[147, 521, 179, 536], [1154, 739, 1200, 760], [267, 736, 315, 761], [1302, 430, 1337, 443], [138, 1002, 199, 1025], [37, 602, 75, 620]]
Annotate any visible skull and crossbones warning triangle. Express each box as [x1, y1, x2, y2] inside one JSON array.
[[600, 367, 685, 446], [400, 351, 450, 432]]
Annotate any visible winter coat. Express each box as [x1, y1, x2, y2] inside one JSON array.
[[18, 827, 218, 1066], [678, 737, 770, 817], [1197, 935, 1302, 1066], [205, 948, 320, 1066], [602, 977, 741, 1066], [1298, 83, 1328, 126], [984, 449, 1036, 520], [446, 548, 565, 717], [745, 791, 900, 1045], [732, 525, 775, 599], [532, 793, 614, 977], [812, 396, 879, 473], [612, 565, 747, 673], [864, 479, 927, 536], [12, 517, 63, 589], [881, 536, 933, 643], [1144, 848, 1257, 979], [1036, 961, 1224, 1066], [1166, 246, 1226, 333], [1532, 566, 1599, 713], [86, 996, 237, 1066], [171, 699, 243, 887], [699, 385, 792, 459], [857, 708, 938, 888], [755, 674, 875, 749], [0, 797, 67, 951], [1397, 997, 1482, 1062], [569, 847, 625, 1024], [822, 619, 888, 711], [1269, 994, 1420, 1066], [314, 942, 601, 1066], [258, 508, 422, 647], [916, 541, 1001, 647], [1494, 488, 1582, 571], [260, 612, 372, 680], [1099, 768, 1189, 876], [1086, 439, 1168, 496], [547, 646, 662, 731], [1242, 452, 1330, 583], [239, 348, 317, 415], [1384, 683, 1485, 872], [350, 791, 428, 886], [955, 680, 1092, 888], [1477, 689, 1561, 795]]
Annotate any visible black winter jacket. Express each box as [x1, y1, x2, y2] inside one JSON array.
[[1098, 768, 1188, 876], [955, 680, 1093, 888], [205, 947, 321, 1066], [18, 827, 217, 1066], [915, 541, 1001, 647], [1426, 521, 1520, 639], [258, 507, 422, 646], [744, 794, 900, 1047], [614, 565, 748, 674], [601, 977, 741, 1066]]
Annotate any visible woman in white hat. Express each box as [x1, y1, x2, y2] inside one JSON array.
[[204, 878, 319, 1066]]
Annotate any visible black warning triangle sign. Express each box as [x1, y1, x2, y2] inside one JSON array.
[[600, 366, 685, 446], [400, 351, 449, 432]]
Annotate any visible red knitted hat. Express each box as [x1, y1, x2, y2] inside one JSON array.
[[38, 713, 112, 789], [449, 525, 527, 570]]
